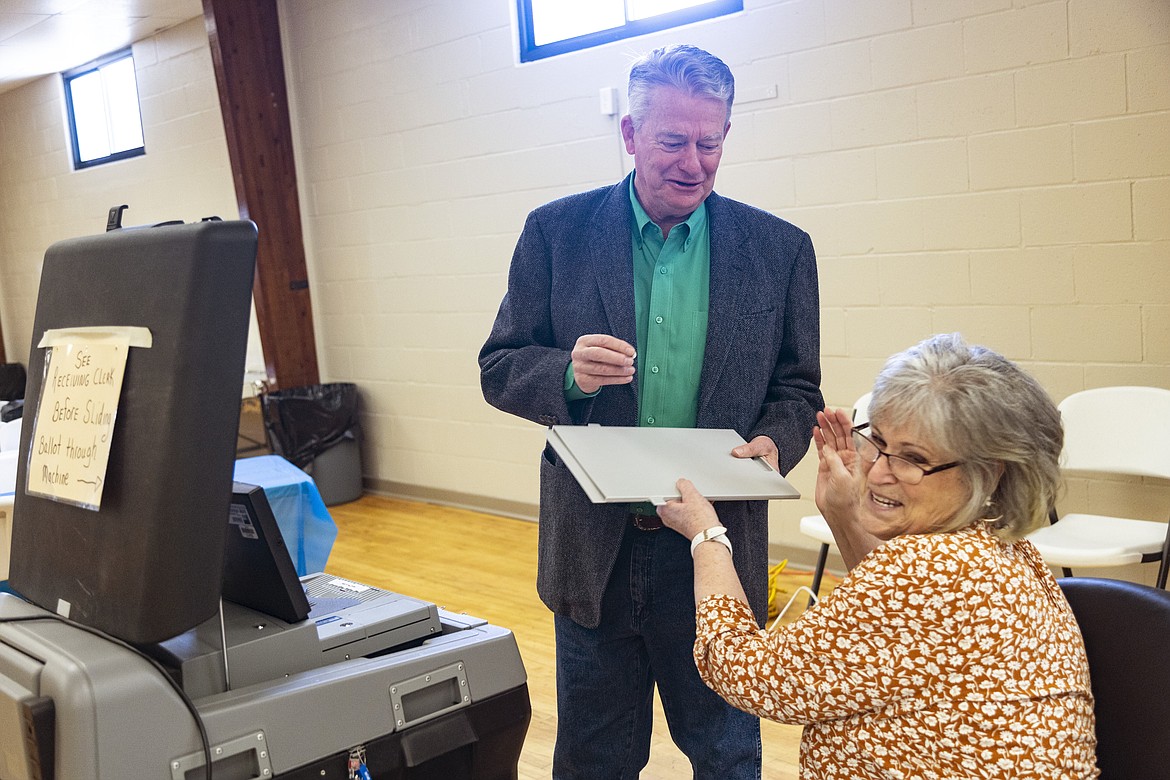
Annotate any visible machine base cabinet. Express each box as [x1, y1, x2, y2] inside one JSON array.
[[0, 595, 531, 780], [280, 685, 530, 780]]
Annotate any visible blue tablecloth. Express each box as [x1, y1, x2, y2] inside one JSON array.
[[234, 455, 338, 575]]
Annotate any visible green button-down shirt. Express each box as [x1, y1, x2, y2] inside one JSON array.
[[562, 175, 712, 516], [563, 176, 711, 420], [629, 176, 710, 429]]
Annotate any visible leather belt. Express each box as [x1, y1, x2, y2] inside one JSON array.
[[628, 512, 663, 531]]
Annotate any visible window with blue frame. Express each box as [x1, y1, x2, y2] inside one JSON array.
[[63, 49, 145, 170], [517, 0, 743, 63]]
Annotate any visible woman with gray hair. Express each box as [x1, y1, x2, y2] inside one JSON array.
[[658, 333, 1098, 779]]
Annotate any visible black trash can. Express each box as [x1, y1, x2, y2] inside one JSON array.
[[260, 382, 363, 505], [0, 363, 26, 401]]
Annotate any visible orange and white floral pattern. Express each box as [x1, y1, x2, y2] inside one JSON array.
[[695, 522, 1099, 779]]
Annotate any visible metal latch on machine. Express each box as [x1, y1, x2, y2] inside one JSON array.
[[170, 730, 273, 780], [389, 662, 470, 729]]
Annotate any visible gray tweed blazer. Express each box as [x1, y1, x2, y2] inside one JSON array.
[[479, 174, 822, 628]]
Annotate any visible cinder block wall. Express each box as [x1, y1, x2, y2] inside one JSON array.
[[0, 17, 263, 385], [280, 0, 1170, 580], [0, 2, 1166, 581]]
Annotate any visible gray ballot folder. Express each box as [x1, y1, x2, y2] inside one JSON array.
[[547, 425, 801, 504]]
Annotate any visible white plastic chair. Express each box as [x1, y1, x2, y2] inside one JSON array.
[[799, 392, 871, 603], [1026, 386, 1170, 589]]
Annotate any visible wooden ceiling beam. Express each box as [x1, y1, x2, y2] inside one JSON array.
[[203, 0, 318, 390]]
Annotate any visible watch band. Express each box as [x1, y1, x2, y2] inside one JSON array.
[[689, 526, 732, 558]]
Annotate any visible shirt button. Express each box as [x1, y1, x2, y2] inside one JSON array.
[[646, 416, 655, 425], [655, 316, 663, 324], [659, 267, 668, 274], [651, 366, 659, 374]]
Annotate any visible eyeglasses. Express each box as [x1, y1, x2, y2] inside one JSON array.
[[851, 423, 961, 485]]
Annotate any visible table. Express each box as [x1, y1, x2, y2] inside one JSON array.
[[234, 455, 338, 575]]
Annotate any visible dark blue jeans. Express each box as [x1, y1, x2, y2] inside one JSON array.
[[552, 527, 762, 779]]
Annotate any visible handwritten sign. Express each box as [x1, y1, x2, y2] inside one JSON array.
[[27, 335, 131, 509]]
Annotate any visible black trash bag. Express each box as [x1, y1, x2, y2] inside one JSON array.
[[0, 363, 26, 401], [260, 382, 359, 469]]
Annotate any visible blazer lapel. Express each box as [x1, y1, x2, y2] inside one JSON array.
[[698, 192, 749, 422], [587, 176, 638, 348]]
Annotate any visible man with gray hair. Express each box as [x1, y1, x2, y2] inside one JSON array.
[[480, 44, 822, 777]]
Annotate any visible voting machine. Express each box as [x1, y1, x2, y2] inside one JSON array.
[[0, 218, 529, 779]]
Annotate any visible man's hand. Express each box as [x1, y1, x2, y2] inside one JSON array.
[[571, 334, 636, 394], [731, 435, 779, 473]]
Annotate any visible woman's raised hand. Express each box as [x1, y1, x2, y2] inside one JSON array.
[[813, 406, 862, 523]]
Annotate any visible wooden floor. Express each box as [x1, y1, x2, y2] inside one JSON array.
[[326, 494, 840, 779]]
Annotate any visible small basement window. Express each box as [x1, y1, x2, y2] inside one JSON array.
[[517, 0, 743, 63], [63, 49, 145, 170]]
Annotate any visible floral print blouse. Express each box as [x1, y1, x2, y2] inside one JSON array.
[[694, 522, 1099, 779]]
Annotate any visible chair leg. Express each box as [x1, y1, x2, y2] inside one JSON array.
[[1156, 524, 1170, 589], [1049, 509, 1074, 579], [808, 544, 828, 608]]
